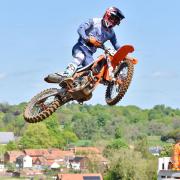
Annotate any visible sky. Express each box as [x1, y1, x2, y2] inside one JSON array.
[[0, 0, 180, 109]]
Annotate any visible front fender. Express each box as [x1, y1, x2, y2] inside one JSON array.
[[112, 45, 134, 67]]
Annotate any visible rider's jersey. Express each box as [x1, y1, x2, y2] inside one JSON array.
[[77, 18, 120, 53]]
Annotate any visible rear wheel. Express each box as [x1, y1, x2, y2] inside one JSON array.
[[24, 88, 62, 123], [105, 60, 134, 105]]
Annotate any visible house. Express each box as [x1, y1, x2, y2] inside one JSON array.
[[23, 149, 49, 157], [21, 148, 74, 170], [0, 163, 5, 172], [50, 162, 60, 169], [24, 149, 53, 167], [57, 173, 103, 180], [16, 155, 32, 168], [4, 150, 25, 163], [33, 156, 47, 167], [68, 156, 89, 171], [157, 157, 180, 179], [44, 149, 75, 170], [158, 157, 172, 172], [68, 147, 108, 171], [4, 148, 76, 169], [0, 132, 15, 145]]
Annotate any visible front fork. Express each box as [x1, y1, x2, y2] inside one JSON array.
[[106, 56, 122, 85]]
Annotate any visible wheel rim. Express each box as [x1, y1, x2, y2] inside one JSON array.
[[119, 66, 128, 80], [110, 83, 121, 99], [110, 64, 128, 99], [30, 95, 57, 116]]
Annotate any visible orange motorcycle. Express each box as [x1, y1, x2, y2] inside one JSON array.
[[24, 45, 138, 123]]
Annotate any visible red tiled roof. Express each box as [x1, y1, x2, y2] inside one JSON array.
[[44, 149, 74, 160], [24, 148, 74, 158], [33, 156, 47, 165], [6, 150, 25, 163], [7, 150, 24, 156], [57, 173, 103, 180], [30, 149, 74, 166], [24, 149, 49, 156], [5, 148, 75, 165], [33, 156, 55, 166]]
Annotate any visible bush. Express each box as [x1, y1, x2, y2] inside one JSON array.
[[104, 149, 157, 180]]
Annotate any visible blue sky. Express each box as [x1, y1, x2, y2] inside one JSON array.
[[0, 0, 180, 109]]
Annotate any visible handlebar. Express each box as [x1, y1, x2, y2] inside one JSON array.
[[100, 44, 138, 65], [99, 44, 108, 51], [99, 44, 117, 56]]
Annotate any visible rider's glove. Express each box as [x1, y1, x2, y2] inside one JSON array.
[[89, 36, 102, 47]]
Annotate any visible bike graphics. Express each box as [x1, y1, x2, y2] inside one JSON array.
[[24, 45, 138, 123]]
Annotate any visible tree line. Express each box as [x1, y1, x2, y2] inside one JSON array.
[[0, 103, 180, 147], [0, 102, 180, 179]]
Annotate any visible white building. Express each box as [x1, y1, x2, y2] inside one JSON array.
[[16, 155, 32, 168], [67, 157, 88, 171], [51, 162, 60, 169], [0, 163, 5, 172], [158, 157, 171, 172], [158, 157, 180, 179]]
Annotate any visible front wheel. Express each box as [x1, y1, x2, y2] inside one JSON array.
[[24, 88, 63, 123], [105, 59, 134, 105]]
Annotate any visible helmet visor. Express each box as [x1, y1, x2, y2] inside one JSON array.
[[109, 14, 121, 25]]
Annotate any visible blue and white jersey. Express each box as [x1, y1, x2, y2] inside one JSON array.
[[77, 18, 120, 53]]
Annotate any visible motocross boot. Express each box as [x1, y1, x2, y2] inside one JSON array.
[[44, 63, 78, 83]]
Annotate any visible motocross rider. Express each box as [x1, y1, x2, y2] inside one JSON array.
[[45, 7, 125, 83]]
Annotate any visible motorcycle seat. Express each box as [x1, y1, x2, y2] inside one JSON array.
[[76, 61, 95, 73]]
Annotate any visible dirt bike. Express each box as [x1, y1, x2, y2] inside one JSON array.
[[24, 45, 138, 123]]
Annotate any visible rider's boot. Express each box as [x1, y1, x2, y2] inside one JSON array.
[[44, 63, 78, 83]]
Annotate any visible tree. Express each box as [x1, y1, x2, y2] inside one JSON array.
[[103, 138, 128, 157], [73, 113, 98, 139], [134, 136, 150, 158], [6, 162, 16, 172], [44, 114, 67, 148], [45, 114, 60, 133], [62, 130, 78, 145], [0, 145, 6, 157], [147, 121, 170, 136], [19, 123, 56, 149], [106, 139, 128, 150], [104, 149, 157, 180], [161, 128, 180, 142], [115, 127, 123, 139], [0, 103, 10, 113], [2, 113, 14, 124], [6, 141, 18, 151], [160, 144, 173, 157], [173, 118, 180, 129], [96, 113, 110, 127]]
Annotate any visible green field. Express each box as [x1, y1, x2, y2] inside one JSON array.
[[147, 136, 172, 147]]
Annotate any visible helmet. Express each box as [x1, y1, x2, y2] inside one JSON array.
[[103, 7, 125, 28]]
